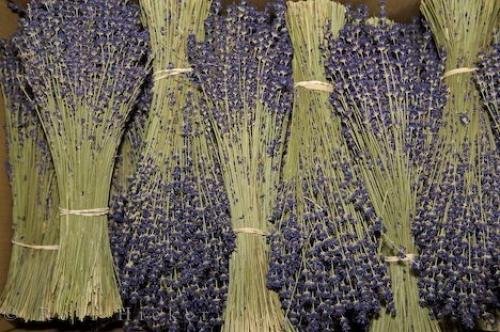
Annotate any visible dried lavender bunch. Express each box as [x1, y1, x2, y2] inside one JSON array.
[[269, 156, 392, 332], [267, 2, 391, 331], [0, 40, 59, 321], [413, 135, 499, 329], [110, 1, 233, 330], [418, 1, 500, 328], [15, 0, 149, 319], [188, 1, 293, 330], [325, 9, 447, 332], [476, 36, 499, 137], [114, 102, 235, 331]]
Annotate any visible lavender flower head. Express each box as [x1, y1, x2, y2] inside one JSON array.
[[15, 0, 149, 137], [188, 0, 293, 136], [268, 151, 392, 332], [113, 106, 235, 331], [413, 135, 499, 328], [325, 10, 447, 172]]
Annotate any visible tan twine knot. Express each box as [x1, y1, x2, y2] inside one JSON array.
[[442, 67, 478, 79], [233, 227, 269, 236], [153, 68, 193, 81], [294, 80, 334, 93], [59, 207, 109, 217], [12, 240, 59, 251], [384, 253, 417, 263]]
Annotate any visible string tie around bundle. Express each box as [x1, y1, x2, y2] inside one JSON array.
[[442, 67, 478, 79], [153, 68, 193, 81], [12, 240, 59, 251], [384, 253, 417, 263], [59, 207, 109, 217], [233, 227, 269, 236], [294, 80, 334, 93]]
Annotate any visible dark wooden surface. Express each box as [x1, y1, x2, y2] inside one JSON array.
[[0, 1, 421, 331]]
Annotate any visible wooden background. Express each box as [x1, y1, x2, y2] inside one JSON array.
[[0, 1, 419, 331]]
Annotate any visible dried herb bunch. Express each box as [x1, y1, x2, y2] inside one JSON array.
[[115, 101, 235, 331], [325, 9, 448, 332], [188, 1, 293, 330], [416, 0, 500, 328], [0, 40, 59, 321], [110, 0, 235, 330], [15, 0, 149, 319], [267, 1, 392, 331]]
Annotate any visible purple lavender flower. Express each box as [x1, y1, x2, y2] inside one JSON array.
[[13, 0, 150, 319], [326, 12, 446, 173], [15, 0, 149, 134], [324, 9, 448, 330], [268, 151, 392, 332], [413, 134, 499, 328], [112, 105, 235, 331]]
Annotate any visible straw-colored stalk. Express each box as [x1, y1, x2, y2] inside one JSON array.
[[284, 0, 346, 181], [216, 99, 289, 332], [0, 56, 59, 320], [421, 0, 499, 149], [420, 1, 499, 329], [138, 0, 210, 171]]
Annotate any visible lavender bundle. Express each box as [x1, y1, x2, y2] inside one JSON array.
[[14, 0, 149, 319], [414, 1, 500, 328], [267, 2, 392, 331], [0, 41, 59, 321], [325, 11, 448, 332], [110, 0, 235, 330], [188, 1, 293, 330], [115, 103, 235, 331]]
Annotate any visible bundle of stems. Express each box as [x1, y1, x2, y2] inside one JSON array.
[[283, 0, 346, 180], [113, 0, 212, 260], [188, 1, 293, 330], [111, 0, 234, 329], [267, 2, 392, 331], [14, 0, 149, 319], [0, 41, 59, 321], [325, 10, 448, 332], [116, 94, 234, 331], [414, 0, 500, 328]]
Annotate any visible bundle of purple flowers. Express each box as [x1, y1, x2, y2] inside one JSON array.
[[325, 7, 447, 332], [14, 0, 149, 319]]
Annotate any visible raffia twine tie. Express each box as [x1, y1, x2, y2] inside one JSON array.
[[294, 80, 334, 93], [59, 207, 109, 217], [153, 68, 193, 81], [442, 67, 478, 79], [384, 253, 417, 263], [233, 227, 269, 236], [12, 240, 59, 251]]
